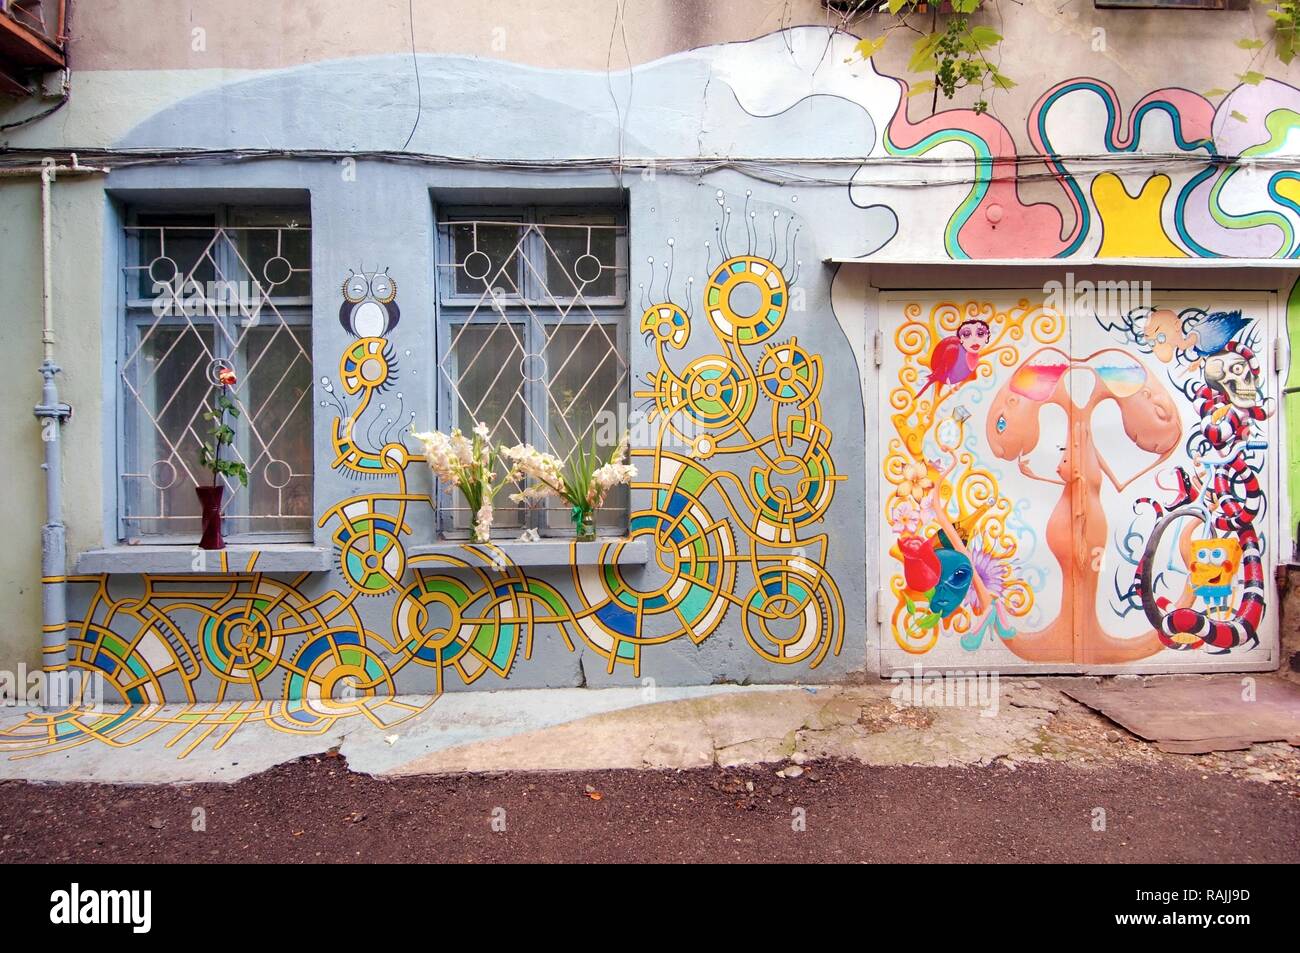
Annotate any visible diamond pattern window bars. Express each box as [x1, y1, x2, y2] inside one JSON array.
[[435, 207, 630, 535], [119, 208, 313, 541]]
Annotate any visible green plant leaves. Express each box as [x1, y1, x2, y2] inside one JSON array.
[[855, 35, 888, 59], [200, 392, 246, 484]]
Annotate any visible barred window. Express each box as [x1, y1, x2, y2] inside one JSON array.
[[119, 207, 313, 541], [435, 205, 630, 536]]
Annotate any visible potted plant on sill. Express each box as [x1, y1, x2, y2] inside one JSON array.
[[197, 366, 249, 550], [504, 433, 636, 542], [411, 422, 505, 543]]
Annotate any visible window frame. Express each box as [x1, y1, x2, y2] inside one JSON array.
[[433, 203, 631, 539], [117, 204, 314, 544]]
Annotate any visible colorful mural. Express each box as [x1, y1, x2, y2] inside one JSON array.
[[883, 298, 1061, 657], [1, 222, 847, 757], [1, 28, 1295, 763], [879, 294, 1278, 668], [874, 75, 1300, 260]]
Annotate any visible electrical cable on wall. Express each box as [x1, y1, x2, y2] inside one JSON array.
[[0, 145, 1284, 191], [0, 92, 69, 134], [604, 0, 632, 186], [400, 0, 423, 151]]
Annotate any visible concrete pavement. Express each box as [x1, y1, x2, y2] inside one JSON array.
[[2, 675, 1297, 787]]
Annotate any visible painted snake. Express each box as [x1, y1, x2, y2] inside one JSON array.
[[1137, 341, 1268, 653]]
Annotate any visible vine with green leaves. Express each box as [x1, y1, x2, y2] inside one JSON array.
[[832, 1, 1300, 115], [844, 0, 1013, 115], [1215, 1, 1300, 96]]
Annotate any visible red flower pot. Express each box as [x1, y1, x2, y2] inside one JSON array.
[[196, 485, 226, 550]]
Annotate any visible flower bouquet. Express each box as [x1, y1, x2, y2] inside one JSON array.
[[411, 423, 504, 543], [504, 433, 636, 541]]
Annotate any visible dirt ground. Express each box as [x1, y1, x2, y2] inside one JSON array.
[[0, 754, 1295, 863]]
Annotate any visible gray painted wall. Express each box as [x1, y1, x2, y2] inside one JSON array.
[[36, 30, 887, 698]]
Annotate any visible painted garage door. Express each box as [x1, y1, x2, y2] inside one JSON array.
[[878, 290, 1281, 673]]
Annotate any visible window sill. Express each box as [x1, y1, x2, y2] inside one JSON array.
[[408, 538, 647, 568], [74, 544, 333, 575]]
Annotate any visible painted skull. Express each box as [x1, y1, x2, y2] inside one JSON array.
[[1203, 350, 1258, 409]]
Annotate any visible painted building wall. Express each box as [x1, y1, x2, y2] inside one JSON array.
[[1, 2, 1298, 704]]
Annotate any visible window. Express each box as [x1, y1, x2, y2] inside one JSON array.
[[435, 205, 630, 536], [119, 206, 313, 541]]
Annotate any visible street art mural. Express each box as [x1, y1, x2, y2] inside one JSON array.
[[879, 293, 1278, 668], [1, 27, 1295, 760], [1, 205, 847, 758], [883, 298, 1060, 658], [868, 75, 1300, 260]]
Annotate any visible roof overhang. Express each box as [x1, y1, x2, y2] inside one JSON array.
[[826, 257, 1300, 269], [824, 256, 1300, 292]]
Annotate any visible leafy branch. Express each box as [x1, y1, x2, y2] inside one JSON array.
[[200, 388, 249, 488], [850, 0, 1013, 115], [1214, 1, 1300, 95]]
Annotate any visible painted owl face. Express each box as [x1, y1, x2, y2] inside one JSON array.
[[340, 269, 400, 338]]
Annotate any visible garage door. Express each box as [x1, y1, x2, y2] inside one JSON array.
[[877, 290, 1280, 673]]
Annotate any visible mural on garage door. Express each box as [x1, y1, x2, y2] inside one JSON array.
[[880, 294, 1277, 667]]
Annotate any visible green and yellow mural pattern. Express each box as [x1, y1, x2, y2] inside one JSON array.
[[0, 251, 844, 759]]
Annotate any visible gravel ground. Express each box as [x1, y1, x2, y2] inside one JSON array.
[[0, 754, 1296, 863]]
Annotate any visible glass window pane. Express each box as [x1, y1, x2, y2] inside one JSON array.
[[123, 322, 216, 539], [451, 221, 523, 297], [436, 206, 630, 537], [541, 213, 619, 299], [241, 324, 313, 535], [449, 323, 528, 531], [133, 213, 217, 300], [543, 323, 627, 531], [230, 208, 312, 299]]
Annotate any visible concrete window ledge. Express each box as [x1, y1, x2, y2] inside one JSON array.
[[74, 544, 333, 575], [408, 538, 647, 568]]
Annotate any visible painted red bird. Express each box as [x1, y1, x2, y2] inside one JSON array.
[[917, 319, 990, 397]]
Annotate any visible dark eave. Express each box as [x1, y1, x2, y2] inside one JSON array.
[[0, 9, 64, 72]]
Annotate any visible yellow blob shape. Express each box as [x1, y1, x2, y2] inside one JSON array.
[[1091, 173, 1187, 258], [1274, 175, 1300, 210]]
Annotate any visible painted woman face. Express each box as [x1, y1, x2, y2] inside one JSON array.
[[958, 321, 991, 354]]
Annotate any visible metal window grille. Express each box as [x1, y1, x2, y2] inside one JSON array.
[[434, 207, 630, 536], [119, 208, 313, 541]]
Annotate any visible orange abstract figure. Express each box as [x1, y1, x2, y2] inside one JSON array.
[[984, 348, 1188, 664]]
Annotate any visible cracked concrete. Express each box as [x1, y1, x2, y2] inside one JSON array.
[[1, 676, 1297, 788]]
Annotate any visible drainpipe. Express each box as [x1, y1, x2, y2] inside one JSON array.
[[0, 155, 108, 708]]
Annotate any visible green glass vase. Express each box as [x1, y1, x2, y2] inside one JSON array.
[[571, 505, 596, 542]]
